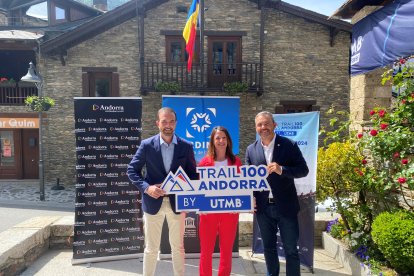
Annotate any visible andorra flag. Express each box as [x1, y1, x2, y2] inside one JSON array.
[[182, 0, 200, 72]]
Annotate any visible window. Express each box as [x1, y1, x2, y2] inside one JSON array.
[[165, 36, 199, 63], [275, 100, 319, 114], [82, 68, 119, 97], [55, 6, 66, 20], [50, 2, 68, 24]]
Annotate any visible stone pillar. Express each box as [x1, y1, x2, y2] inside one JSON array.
[[349, 68, 392, 131]]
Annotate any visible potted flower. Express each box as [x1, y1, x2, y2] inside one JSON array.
[[25, 96, 55, 112], [0, 77, 17, 87]]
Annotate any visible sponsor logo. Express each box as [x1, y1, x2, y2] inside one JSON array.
[[88, 127, 107, 132], [100, 136, 118, 141], [93, 104, 124, 112], [121, 118, 140, 123], [99, 118, 118, 123], [120, 136, 139, 141], [122, 227, 140, 232], [122, 190, 139, 195], [120, 154, 134, 159], [110, 127, 128, 132], [88, 182, 107, 188], [121, 208, 140, 214], [77, 136, 96, 142], [111, 181, 130, 187], [131, 198, 141, 204], [88, 164, 108, 169], [110, 163, 128, 169], [100, 209, 119, 215], [122, 245, 141, 251], [100, 154, 118, 159], [78, 155, 96, 160], [76, 146, 86, 151], [100, 247, 120, 253], [100, 191, 119, 196], [88, 239, 108, 245], [132, 217, 143, 222], [76, 230, 96, 236], [130, 126, 142, 131], [111, 218, 130, 224], [110, 145, 129, 150], [75, 202, 85, 208], [100, 172, 119, 178], [75, 165, 86, 170], [73, 241, 86, 246], [77, 173, 97, 179], [74, 183, 85, 188], [76, 249, 96, 255], [111, 237, 130, 243], [75, 128, 86, 133], [186, 107, 216, 138], [110, 199, 129, 205], [77, 192, 96, 197], [100, 228, 119, 234], [88, 145, 108, 150], [88, 200, 108, 207], [88, 219, 108, 225], [77, 211, 96, 216], [77, 118, 96, 123], [74, 221, 85, 226]]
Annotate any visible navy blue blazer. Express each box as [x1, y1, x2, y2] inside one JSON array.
[[245, 135, 309, 217], [127, 134, 197, 215]]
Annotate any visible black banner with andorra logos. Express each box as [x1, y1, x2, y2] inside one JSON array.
[[73, 97, 143, 264]]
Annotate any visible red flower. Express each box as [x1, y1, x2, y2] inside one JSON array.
[[400, 58, 406, 64], [357, 133, 363, 139], [0, 77, 7, 82], [378, 110, 386, 118], [370, 129, 378, 136], [369, 110, 376, 116], [380, 123, 388, 130], [398, 177, 406, 184], [402, 159, 409, 165], [402, 99, 407, 104], [362, 159, 368, 165], [393, 152, 400, 158]]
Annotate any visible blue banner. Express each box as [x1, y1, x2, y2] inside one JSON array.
[[162, 96, 240, 162], [351, 0, 414, 75]]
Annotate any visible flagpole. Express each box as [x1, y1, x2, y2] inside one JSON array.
[[200, 0, 205, 90]]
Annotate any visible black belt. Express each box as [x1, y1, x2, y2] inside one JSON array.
[[268, 198, 276, 204]]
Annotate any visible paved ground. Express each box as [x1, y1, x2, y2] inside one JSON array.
[[0, 180, 351, 275]]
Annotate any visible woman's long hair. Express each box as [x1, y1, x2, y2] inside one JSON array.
[[207, 126, 236, 164]]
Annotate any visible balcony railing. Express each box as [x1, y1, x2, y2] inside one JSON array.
[[0, 83, 38, 105], [142, 62, 263, 94]]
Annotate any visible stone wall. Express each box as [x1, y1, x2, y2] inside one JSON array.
[[35, 0, 350, 184]]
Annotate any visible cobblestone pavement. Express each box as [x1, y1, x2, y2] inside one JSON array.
[[0, 180, 75, 208]]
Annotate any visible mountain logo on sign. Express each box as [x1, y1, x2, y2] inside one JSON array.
[[161, 167, 195, 193]]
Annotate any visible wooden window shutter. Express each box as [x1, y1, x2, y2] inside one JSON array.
[[111, 72, 120, 96], [82, 72, 89, 96]]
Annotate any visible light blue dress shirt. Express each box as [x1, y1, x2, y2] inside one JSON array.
[[160, 134, 177, 172]]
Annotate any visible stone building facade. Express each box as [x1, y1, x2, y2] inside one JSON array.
[[1, 0, 351, 184]]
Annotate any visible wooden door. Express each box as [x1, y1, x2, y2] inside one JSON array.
[[22, 129, 39, 179], [0, 129, 22, 179], [207, 37, 241, 88]]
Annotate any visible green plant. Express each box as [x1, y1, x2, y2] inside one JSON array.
[[0, 77, 16, 85], [371, 210, 414, 274], [223, 81, 248, 94], [25, 96, 55, 112], [154, 81, 181, 94]]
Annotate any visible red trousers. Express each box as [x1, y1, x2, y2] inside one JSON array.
[[199, 213, 239, 276]]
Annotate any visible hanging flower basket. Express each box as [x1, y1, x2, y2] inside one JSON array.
[[25, 96, 55, 112]]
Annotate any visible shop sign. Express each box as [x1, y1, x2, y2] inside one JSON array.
[[0, 118, 39, 128]]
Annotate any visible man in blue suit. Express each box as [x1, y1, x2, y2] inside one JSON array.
[[127, 107, 197, 276], [246, 111, 309, 276]]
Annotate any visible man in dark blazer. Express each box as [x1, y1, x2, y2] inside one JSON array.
[[246, 111, 309, 276], [127, 107, 197, 276]]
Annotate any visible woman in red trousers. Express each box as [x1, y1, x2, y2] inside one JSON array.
[[198, 126, 241, 276]]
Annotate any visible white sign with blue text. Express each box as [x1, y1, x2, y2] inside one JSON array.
[[161, 165, 270, 213]]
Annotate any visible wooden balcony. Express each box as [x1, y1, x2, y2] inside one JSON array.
[[0, 83, 38, 105], [141, 62, 263, 94]]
